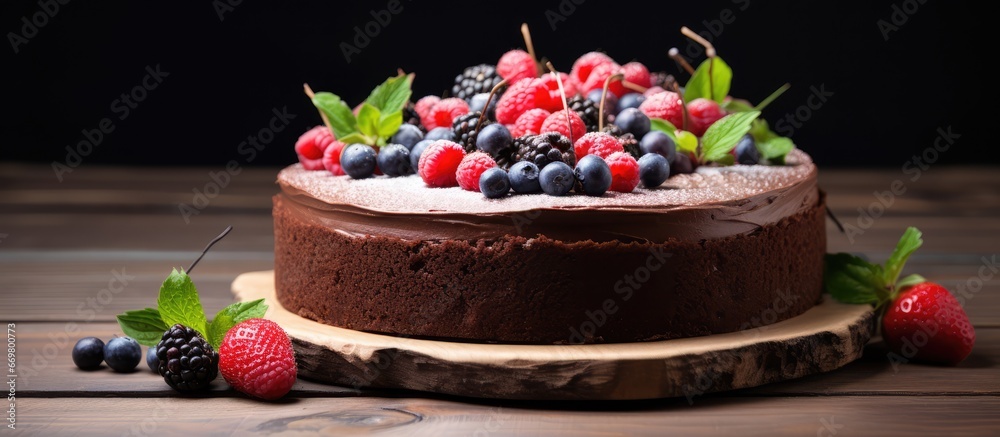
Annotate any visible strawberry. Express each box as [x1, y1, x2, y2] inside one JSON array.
[[825, 227, 976, 365], [219, 318, 297, 400]]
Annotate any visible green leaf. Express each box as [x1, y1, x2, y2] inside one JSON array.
[[356, 103, 381, 137], [721, 98, 755, 113], [365, 74, 412, 115], [649, 118, 678, 143], [824, 253, 887, 305], [897, 274, 927, 290], [684, 57, 732, 104], [156, 268, 208, 337], [377, 110, 404, 138], [675, 130, 698, 155], [206, 299, 268, 349], [883, 227, 923, 287], [312, 92, 357, 138], [757, 136, 795, 161], [338, 132, 371, 145], [754, 83, 791, 111], [116, 308, 168, 347], [701, 111, 760, 162]]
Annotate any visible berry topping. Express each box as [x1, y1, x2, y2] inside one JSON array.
[[540, 71, 577, 108], [456, 152, 498, 192], [469, 93, 498, 121], [418, 140, 466, 187], [495, 77, 548, 124], [409, 139, 433, 172], [72, 337, 105, 370], [402, 102, 423, 130], [581, 61, 625, 98], [476, 123, 514, 156], [671, 153, 695, 175], [452, 111, 490, 153], [156, 324, 219, 391], [604, 151, 640, 193], [638, 91, 684, 129], [574, 132, 624, 160], [424, 126, 456, 142], [414, 95, 441, 128], [427, 98, 471, 130], [497, 49, 537, 84], [511, 132, 576, 169], [104, 336, 142, 373], [510, 108, 551, 137], [452, 64, 504, 104], [295, 126, 336, 170], [540, 110, 586, 143], [321, 140, 347, 176], [687, 98, 726, 137], [622, 61, 652, 89], [377, 143, 412, 177], [573, 154, 612, 197], [390, 124, 424, 150], [638, 153, 671, 188], [733, 134, 760, 165], [570, 51, 615, 88], [539, 161, 575, 196], [507, 161, 541, 193], [643, 85, 668, 97], [617, 92, 646, 111], [341, 144, 378, 179], [567, 95, 603, 133], [614, 107, 651, 139], [219, 318, 297, 400], [479, 167, 511, 199], [585, 89, 618, 118], [639, 131, 677, 164]]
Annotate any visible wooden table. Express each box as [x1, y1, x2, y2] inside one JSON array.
[[2, 164, 998, 436]]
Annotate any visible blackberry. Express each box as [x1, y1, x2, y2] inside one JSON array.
[[451, 64, 504, 104], [452, 111, 489, 153], [651, 72, 677, 91], [602, 125, 642, 159], [568, 95, 603, 133], [402, 102, 423, 131], [512, 132, 576, 169], [156, 324, 219, 392]]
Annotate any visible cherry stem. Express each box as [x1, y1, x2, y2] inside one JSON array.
[[475, 78, 509, 134], [520, 23, 541, 77], [599, 73, 625, 131], [668, 47, 696, 75], [545, 61, 575, 144], [187, 226, 233, 274], [622, 80, 648, 93], [669, 81, 692, 134], [754, 83, 791, 111], [303, 83, 336, 136], [680, 26, 716, 58]]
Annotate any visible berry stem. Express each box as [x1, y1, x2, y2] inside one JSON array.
[[303, 83, 336, 138], [187, 225, 233, 274], [754, 83, 791, 111], [545, 61, 575, 143], [668, 48, 696, 75], [668, 81, 691, 133], [599, 73, 625, 132], [520, 23, 541, 77], [475, 78, 509, 134], [680, 26, 717, 101], [622, 80, 648, 93]]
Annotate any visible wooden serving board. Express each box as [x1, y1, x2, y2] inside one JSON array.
[[233, 271, 876, 401]]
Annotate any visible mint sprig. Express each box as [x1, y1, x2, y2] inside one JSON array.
[[749, 119, 795, 164], [157, 268, 209, 339], [116, 308, 168, 346], [700, 111, 760, 163], [825, 227, 927, 307], [310, 73, 412, 148], [684, 56, 732, 104]]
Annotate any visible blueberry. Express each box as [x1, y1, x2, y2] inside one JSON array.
[[671, 153, 695, 176], [539, 161, 575, 196], [734, 134, 760, 165], [479, 167, 510, 198], [476, 123, 513, 156], [614, 108, 651, 138], [638, 153, 671, 188], [424, 127, 455, 142], [586, 89, 618, 115], [390, 124, 423, 150], [341, 144, 378, 179], [72, 337, 105, 370], [574, 155, 612, 196], [377, 143, 412, 177], [409, 139, 433, 172], [508, 161, 541, 194], [146, 346, 159, 372], [469, 93, 498, 121], [618, 92, 646, 111], [640, 131, 677, 164], [104, 337, 141, 372]]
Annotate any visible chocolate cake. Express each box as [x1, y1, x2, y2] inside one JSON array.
[[273, 149, 825, 344]]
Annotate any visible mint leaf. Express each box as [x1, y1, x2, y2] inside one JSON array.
[[883, 227, 923, 287], [356, 103, 381, 137], [366, 74, 412, 115], [649, 118, 678, 143], [684, 57, 732, 104], [721, 98, 755, 113], [377, 110, 403, 138], [676, 130, 698, 155], [701, 111, 760, 162], [312, 92, 357, 138], [338, 132, 371, 145], [116, 308, 168, 347], [206, 299, 268, 349], [824, 253, 887, 305], [757, 136, 795, 163], [156, 268, 208, 337]]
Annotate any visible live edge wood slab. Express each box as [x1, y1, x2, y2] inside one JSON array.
[[233, 270, 876, 400]]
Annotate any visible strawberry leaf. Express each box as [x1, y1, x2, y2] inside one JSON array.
[[311, 92, 357, 138], [116, 308, 168, 347], [701, 111, 760, 162], [684, 57, 732, 104], [156, 268, 208, 337], [897, 274, 927, 290], [883, 227, 923, 287], [824, 253, 887, 305], [206, 299, 268, 349]]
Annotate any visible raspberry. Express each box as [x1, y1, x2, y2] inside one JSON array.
[[582, 62, 626, 98], [644, 86, 668, 97], [687, 98, 726, 137], [321, 140, 347, 176], [418, 140, 466, 187], [456, 152, 498, 192], [622, 62, 652, 89], [639, 91, 685, 129], [511, 108, 551, 137], [156, 324, 219, 392], [540, 72, 577, 111], [540, 110, 586, 143], [497, 49, 537, 84], [415, 95, 440, 128], [295, 126, 335, 170], [570, 51, 615, 88], [495, 78, 549, 125], [605, 151, 640, 193], [426, 98, 470, 130], [574, 132, 624, 159], [219, 318, 297, 401]]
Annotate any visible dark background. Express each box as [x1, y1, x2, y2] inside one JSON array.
[[2, 0, 991, 168]]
